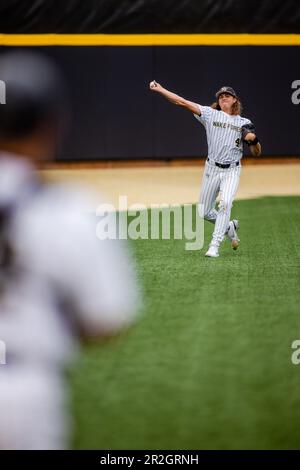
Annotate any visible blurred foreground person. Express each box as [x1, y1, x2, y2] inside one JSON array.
[[0, 52, 139, 449]]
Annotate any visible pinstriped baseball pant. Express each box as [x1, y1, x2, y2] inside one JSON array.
[[198, 160, 241, 245]]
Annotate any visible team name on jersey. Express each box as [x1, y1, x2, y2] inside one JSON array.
[[212, 121, 241, 132]]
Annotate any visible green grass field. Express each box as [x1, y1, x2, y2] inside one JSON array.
[[71, 196, 300, 449]]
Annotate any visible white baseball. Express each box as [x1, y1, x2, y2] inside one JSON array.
[[150, 80, 156, 88]]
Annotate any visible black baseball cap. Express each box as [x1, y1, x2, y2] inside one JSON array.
[[0, 51, 69, 140], [215, 86, 237, 99]]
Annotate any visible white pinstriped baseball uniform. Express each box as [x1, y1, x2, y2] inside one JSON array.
[[194, 105, 252, 245], [0, 154, 139, 449]]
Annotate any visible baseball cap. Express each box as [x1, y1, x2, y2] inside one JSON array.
[[215, 86, 237, 99], [0, 51, 69, 140]]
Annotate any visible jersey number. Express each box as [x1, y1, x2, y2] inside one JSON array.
[[235, 138, 241, 148]]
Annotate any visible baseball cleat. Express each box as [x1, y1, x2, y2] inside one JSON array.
[[227, 219, 240, 250], [205, 243, 219, 258]]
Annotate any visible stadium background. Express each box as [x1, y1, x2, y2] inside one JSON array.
[[1, 0, 300, 450], [1, 0, 300, 160]]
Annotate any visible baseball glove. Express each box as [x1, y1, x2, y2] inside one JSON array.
[[241, 123, 256, 140], [241, 122, 259, 146]]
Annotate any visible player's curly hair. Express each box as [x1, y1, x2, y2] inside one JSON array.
[[211, 99, 243, 116]]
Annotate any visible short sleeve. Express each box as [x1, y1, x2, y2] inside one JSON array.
[[16, 186, 140, 337], [193, 105, 213, 127]]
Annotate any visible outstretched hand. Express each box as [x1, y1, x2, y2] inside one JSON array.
[[149, 80, 163, 92]]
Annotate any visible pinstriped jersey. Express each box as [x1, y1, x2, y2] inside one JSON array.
[[194, 105, 252, 164]]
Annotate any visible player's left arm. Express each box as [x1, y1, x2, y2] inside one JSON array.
[[242, 123, 262, 157]]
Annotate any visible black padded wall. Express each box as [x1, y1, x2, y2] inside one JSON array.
[[13, 45, 298, 160]]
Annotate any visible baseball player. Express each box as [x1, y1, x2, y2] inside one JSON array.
[[149, 81, 261, 257], [0, 51, 139, 449]]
